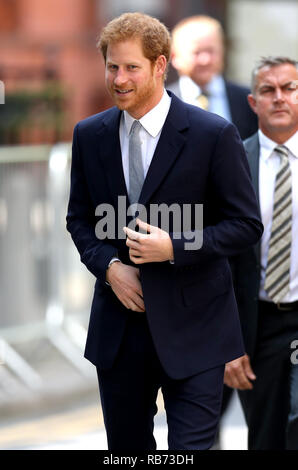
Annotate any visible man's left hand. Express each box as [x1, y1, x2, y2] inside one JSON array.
[[224, 354, 256, 390], [123, 218, 174, 264]]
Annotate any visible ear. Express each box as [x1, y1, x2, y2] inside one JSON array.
[[247, 94, 257, 114], [155, 55, 167, 78]]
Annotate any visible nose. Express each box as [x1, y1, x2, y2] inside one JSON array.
[[196, 51, 212, 66], [273, 87, 285, 103], [114, 68, 128, 86]]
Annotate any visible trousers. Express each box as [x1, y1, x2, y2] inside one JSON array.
[[239, 301, 298, 450], [96, 312, 225, 451]]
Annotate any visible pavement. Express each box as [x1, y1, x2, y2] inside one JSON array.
[[0, 336, 248, 451], [0, 381, 247, 450]]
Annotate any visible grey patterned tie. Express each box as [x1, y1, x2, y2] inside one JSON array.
[[264, 145, 292, 303], [128, 120, 144, 205]]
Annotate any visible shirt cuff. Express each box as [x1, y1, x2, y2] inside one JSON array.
[[105, 257, 121, 286]]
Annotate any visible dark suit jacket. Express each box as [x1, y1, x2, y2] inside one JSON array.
[[231, 133, 261, 359], [167, 79, 258, 140], [66, 92, 263, 380]]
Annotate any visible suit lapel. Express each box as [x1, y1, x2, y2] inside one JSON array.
[[225, 81, 236, 122], [96, 107, 128, 206], [244, 133, 261, 263], [139, 93, 188, 206], [96, 94, 189, 209], [244, 133, 260, 204]]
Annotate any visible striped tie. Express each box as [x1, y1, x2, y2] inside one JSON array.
[[264, 145, 292, 303]]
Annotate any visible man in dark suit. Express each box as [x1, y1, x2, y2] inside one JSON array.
[[168, 15, 258, 444], [224, 56, 298, 449], [168, 15, 258, 140], [66, 12, 263, 451]]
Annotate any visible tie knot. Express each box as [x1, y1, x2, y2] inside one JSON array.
[[130, 120, 142, 136], [275, 145, 289, 160], [196, 93, 209, 111]]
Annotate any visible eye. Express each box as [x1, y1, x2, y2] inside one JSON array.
[[107, 64, 118, 71], [260, 88, 273, 94]]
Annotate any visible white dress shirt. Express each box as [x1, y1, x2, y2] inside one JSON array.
[[258, 129, 298, 302], [119, 89, 171, 194], [178, 75, 232, 122], [106, 91, 172, 274]]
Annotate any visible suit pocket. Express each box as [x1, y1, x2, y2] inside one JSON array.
[[182, 274, 229, 308]]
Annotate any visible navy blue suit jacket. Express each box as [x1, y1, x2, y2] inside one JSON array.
[[66, 92, 263, 380], [231, 133, 262, 359]]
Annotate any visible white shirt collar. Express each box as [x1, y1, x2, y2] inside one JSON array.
[[179, 76, 200, 103], [259, 129, 298, 161], [123, 89, 171, 138], [178, 74, 226, 102]]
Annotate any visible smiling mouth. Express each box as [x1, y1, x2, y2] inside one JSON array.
[[115, 89, 133, 95]]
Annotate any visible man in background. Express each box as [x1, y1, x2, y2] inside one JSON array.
[[168, 15, 257, 140], [225, 56, 298, 449]]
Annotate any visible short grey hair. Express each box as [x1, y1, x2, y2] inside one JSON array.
[[251, 56, 298, 95]]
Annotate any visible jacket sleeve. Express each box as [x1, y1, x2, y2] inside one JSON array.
[[66, 123, 118, 282], [170, 122, 263, 266]]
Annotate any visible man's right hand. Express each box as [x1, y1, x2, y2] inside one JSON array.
[[106, 262, 145, 312], [224, 354, 256, 390]]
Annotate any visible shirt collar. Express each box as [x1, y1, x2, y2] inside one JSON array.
[[284, 131, 298, 158], [179, 74, 226, 101], [123, 89, 171, 138], [259, 129, 298, 160], [205, 75, 226, 97]]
